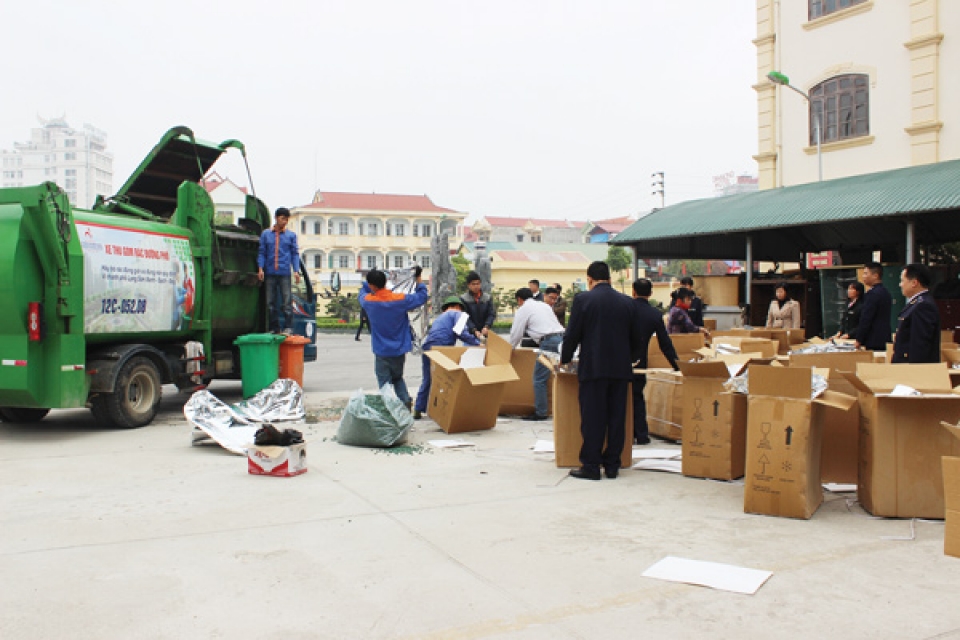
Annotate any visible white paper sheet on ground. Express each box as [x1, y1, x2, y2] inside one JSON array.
[[642, 556, 773, 595], [823, 483, 857, 493], [632, 459, 683, 473], [459, 349, 487, 369], [632, 448, 682, 460], [533, 440, 555, 453], [427, 439, 475, 448]]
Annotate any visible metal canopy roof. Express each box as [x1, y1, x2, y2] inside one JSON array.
[[611, 159, 960, 261]]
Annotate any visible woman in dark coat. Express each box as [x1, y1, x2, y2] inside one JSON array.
[[836, 281, 864, 340]]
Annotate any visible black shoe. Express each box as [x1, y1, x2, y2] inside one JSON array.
[[569, 467, 602, 481], [523, 414, 548, 422], [355, 337, 361, 341], [604, 466, 619, 479], [634, 436, 651, 445], [413, 410, 423, 420]]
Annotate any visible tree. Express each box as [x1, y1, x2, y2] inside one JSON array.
[[606, 245, 632, 292], [451, 254, 472, 293]]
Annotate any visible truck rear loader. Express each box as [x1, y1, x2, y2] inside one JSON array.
[[0, 127, 317, 428]]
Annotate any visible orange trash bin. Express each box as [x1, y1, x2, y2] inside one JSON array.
[[278, 335, 311, 388]]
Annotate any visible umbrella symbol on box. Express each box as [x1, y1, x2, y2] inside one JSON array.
[[758, 453, 770, 474]]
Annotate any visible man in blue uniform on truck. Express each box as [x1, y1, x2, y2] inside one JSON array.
[[257, 207, 300, 334]]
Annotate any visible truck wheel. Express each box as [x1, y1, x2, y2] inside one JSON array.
[[0, 407, 50, 423], [91, 357, 162, 429]]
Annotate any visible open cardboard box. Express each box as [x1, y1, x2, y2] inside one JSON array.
[[426, 333, 519, 433], [644, 369, 684, 441], [940, 420, 960, 558], [541, 357, 633, 468], [679, 359, 750, 480], [844, 363, 960, 518], [710, 337, 779, 359], [649, 332, 705, 369], [499, 347, 544, 416], [744, 365, 856, 519]]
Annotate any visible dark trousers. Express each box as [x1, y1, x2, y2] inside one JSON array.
[[374, 355, 410, 405], [414, 351, 432, 413], [578, 378, 629, 471], [632, 373, 648, 442], [265, 274, 292, 332], [355, 310, 369, 339]]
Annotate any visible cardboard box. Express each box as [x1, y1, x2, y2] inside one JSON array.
[[679, 360, 749, 480], [644, 369, 684, 440], [426, 333, 520, 433], [744, 365, 856, 519], [649, 332, 705, 368], [940, 421, 960, 558], [786, 352, 873, 484], [844, 363, 960, 518], [499, 347, 541, 416], [749, 330, 792, 355], [551, 369, 633, 469], [247, 443, 308, 477], [712, 337, 779, 359]]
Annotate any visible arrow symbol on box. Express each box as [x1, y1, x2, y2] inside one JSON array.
[[785, 426, 794, 446], [713, 400, 719, 417], [758, 453, 770, 474]]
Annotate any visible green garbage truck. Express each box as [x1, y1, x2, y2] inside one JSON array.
[[0, 127, 317, 428]]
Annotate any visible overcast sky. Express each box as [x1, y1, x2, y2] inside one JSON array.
[[3, 1, 758, 223]]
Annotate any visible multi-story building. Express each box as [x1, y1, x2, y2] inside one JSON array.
[[0, 117, 113, 207], [470, 216, 587, 245], [754, 0, 959, 189], [290, 191, 466, 289], [202, 172, 249, 226]]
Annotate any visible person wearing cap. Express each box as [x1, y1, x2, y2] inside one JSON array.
[[257, 207, 300, 334], [413, 296, 482, 419], [509, 287, 565, 422]]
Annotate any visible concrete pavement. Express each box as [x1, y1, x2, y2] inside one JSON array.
[[1, 334, 959, 639]]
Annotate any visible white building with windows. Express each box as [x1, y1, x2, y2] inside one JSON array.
[[754, 0, 959, 188], [0, 117, 113, 207], [290, 191, 466, 290], [202, 171, 248, 226]]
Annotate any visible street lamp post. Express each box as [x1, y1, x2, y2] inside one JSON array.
[[767, 71, 822, 182]]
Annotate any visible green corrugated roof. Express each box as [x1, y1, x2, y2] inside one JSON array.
[[613, 159, 960, 244]]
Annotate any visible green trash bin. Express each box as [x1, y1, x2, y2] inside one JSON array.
[[234, 333, 287, 398]]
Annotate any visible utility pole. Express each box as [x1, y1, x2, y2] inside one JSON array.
[[651, 171, 665, 210]]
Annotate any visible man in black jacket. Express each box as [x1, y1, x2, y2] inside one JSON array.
[[460, 271, 496, 338], [561, 262, 642, 480], [855, 262, 893, 352], [893, 263, 941, 363], [632, 278, 679, 444]]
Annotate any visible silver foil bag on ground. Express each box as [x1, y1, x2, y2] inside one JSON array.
[[184, 379, 305, 454]]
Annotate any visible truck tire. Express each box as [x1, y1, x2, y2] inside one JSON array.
[[0, 407, 50, 423], [90, 357, 162, 429]]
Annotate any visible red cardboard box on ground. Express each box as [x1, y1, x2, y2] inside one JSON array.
[[247, 442, 308, 477]]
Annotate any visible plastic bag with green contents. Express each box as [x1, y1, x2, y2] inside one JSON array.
[[337, 384, 414, 447]]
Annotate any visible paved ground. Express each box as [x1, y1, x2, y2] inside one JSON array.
[[2, 334, 959, 639]]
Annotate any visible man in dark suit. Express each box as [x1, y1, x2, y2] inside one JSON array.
[[561, 262, 642, 480], [855, 261, 893, 352], [893, 263, 941, 363], [631, 278, 680, 445]]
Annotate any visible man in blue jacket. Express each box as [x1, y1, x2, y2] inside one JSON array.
[[855, 261, 893, 352], [257, 208, 300, 334], [359, 268, 429, 408], [893, 263, 941, 363], [414, 296, 481, 419]]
